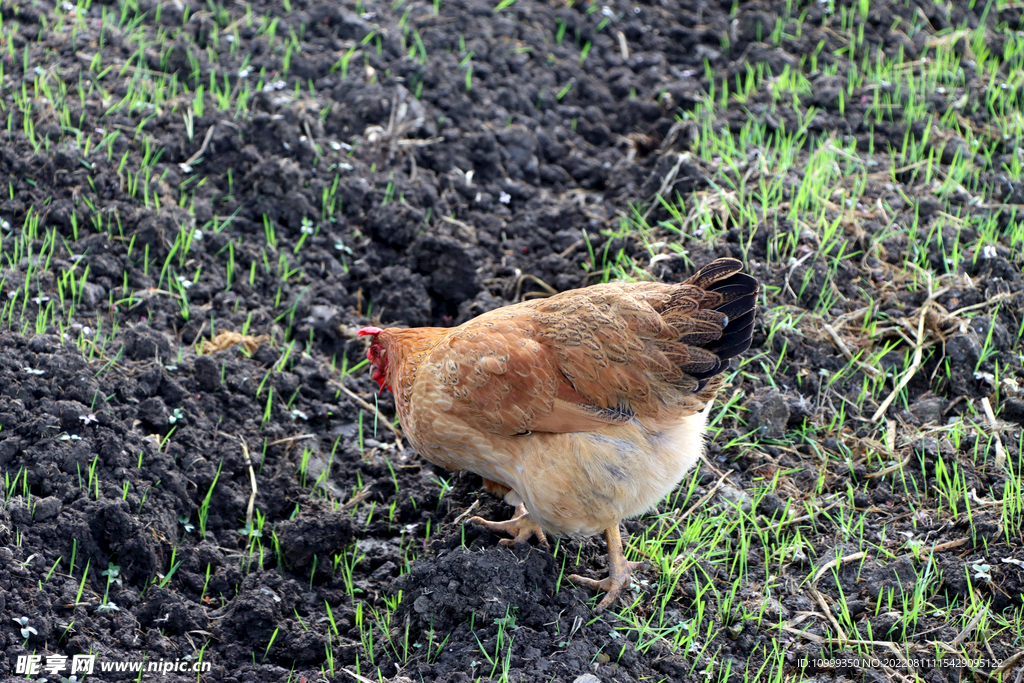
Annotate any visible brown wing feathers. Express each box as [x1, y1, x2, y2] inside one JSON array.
[[533, 257, 756, 403], [533, 257, 757, 414], [424, 257, 756, 435]]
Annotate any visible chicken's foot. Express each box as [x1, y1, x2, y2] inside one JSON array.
[[469, 504, 549, 547], [569, 524, 642, 612]]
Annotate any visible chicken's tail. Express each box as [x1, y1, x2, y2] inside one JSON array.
[[662, 258, 758, 384]]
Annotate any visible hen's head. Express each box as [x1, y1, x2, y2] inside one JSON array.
[[357, 326, 390, 393]]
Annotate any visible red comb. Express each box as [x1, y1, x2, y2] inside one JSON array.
[[357, 326, 383, 337]]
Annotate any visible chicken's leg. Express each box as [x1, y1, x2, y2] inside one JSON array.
[[469, 504, 549, 547], [569, 524, 642, 612]]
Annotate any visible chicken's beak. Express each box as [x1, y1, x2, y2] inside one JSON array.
[[369, 364, 388, 394], [364, 345, 390, 395], [358, 327, 389, 394]]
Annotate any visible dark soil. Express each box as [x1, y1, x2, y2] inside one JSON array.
[[1, 0, 1023, 681]]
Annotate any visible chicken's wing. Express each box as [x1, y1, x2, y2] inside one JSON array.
[[424, 257, 756, 437]]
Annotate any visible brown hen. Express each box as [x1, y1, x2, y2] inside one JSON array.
[[358, 257, 758, 611]]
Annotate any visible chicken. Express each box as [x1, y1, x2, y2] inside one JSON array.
[[357, 257, 758, 611]]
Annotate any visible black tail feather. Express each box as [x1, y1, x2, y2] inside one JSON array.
[[715, 294, 758, 322], [683, 258, 758, 380]]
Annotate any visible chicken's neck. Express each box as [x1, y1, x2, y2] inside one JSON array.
[[381, 327, 448, 421]]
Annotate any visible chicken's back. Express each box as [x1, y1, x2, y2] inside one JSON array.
[[525, 260, 757, 417]]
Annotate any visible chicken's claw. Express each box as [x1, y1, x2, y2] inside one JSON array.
[[469, 503, 549, 547], [569, 524, 643, 612]]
